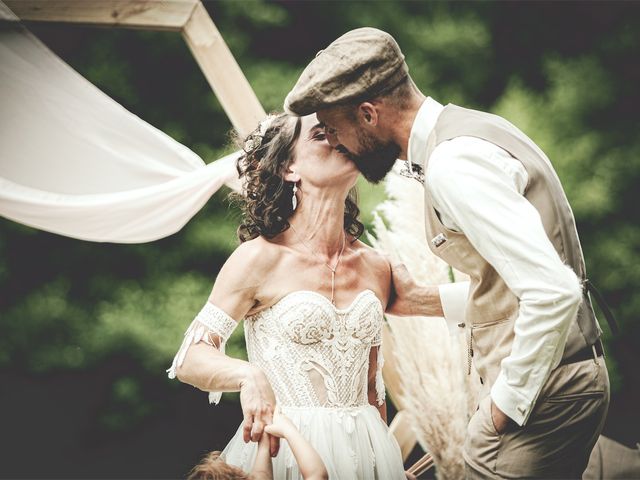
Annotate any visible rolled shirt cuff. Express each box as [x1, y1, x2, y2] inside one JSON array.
[[438, 281, 470, 336], [490, 370, 533, 427]]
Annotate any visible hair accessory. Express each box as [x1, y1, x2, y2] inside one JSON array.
[[243, 114, 278, 152]]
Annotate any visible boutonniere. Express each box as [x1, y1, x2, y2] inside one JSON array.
[[398, 160, 425, 184]]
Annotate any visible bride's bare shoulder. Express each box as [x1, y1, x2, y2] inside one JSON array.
[[352, 239, 392, 275], [208, 237, 283, 311], [223, 236, 283, 275], [350, 239, 392, 303]]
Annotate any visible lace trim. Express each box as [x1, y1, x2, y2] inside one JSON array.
[[375, 347, 385, 406], [372, 328, 382, 347], [372, 321, 385, 405], [166, 302, 238, 404]]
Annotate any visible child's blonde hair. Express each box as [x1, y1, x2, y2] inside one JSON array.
[[187, 451, 250, 480]]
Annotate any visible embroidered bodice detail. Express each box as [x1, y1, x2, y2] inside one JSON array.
[[245, 289, 385, 408]]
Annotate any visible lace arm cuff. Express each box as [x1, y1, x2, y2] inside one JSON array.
[[166, 302, 238, 405]]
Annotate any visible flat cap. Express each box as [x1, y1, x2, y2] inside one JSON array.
[[284, 27, 408, 116]]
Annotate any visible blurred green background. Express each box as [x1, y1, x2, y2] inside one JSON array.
[[1, 1, 638, 478]]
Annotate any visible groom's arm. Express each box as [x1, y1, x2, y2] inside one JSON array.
[[387, 263, 470, 335], [428, 137, 582, 428], [386, 265, 444, 317]]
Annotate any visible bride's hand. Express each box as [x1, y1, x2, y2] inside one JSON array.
[[239, 365, 279, 456]]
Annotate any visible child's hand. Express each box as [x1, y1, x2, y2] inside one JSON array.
[[263, 410, 296, 439]]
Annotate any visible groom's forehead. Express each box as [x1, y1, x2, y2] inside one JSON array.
[[317, 107, 351, 126], [315, 111, 331, 127]]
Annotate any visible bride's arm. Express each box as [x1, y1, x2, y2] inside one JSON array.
[[169, 240, 280, 455], [173, 240, 262, 392], [175, 342, 276, 440], [367, 345, 387, 423]]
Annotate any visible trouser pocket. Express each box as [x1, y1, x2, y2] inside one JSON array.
[[493, 359, 610, 478], [464, 395, 501, 476]]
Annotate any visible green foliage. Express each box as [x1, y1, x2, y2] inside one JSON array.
[[99, 376, 153, 432], [404, 10, 493, 104], [0, 278, 88, 371]]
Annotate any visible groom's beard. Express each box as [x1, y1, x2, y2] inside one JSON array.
[[343, 129, 400, 184]]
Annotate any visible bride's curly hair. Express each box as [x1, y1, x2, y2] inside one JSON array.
[[233, 113, 364, 243]]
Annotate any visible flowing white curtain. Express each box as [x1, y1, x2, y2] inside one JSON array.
[[0, 20, 241, 243]]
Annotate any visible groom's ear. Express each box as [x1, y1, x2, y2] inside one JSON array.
[[357, 102, 379, 127]]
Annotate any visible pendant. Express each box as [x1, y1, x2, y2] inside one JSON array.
[[330, 270, 336, 304]]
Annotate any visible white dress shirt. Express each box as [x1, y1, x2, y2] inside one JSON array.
[[409, 98, 582, 426]]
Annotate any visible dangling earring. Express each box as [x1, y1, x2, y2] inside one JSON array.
[[292, 181, 298, 211]]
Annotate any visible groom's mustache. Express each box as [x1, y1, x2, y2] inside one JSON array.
[[335, 144, 361, 164]]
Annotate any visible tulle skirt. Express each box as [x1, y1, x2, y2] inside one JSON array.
[[222, 404, 406, 480]]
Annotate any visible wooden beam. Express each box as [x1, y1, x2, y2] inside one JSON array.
[[3, 0, 266, 142], [181, 2, 265, 138], [0, 0, 18, 21], [4, 0, 198, 31]]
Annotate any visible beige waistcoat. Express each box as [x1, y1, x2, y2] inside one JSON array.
[[423, 104, 601, 388]]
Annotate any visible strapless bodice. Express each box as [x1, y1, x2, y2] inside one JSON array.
[[244, 289, 384, 408]]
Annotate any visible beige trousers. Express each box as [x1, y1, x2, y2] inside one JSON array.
[[464, 356, 610, 479]]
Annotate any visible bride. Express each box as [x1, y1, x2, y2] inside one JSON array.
[[166, 112, 406, 479]]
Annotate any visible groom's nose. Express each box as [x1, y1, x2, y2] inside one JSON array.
[[326, 130, 339, 148]]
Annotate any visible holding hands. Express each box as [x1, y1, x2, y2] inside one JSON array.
[[265, 409, 329, 480], [240, 365, 279, 456], [263, 408, 297, 438]]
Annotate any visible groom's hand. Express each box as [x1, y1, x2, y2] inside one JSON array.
[[490, 399, 514, 435], [387, 262, 418, 316], [387, 262, 443, 317]]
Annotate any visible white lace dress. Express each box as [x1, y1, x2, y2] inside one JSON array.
[[168, 289, 406, 479]]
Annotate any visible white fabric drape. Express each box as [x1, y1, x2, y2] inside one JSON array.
[[0, 21, 241, 243]]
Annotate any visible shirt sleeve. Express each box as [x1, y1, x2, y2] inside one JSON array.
[[439, 281, 470, 335], [427, 137, 582, 426]]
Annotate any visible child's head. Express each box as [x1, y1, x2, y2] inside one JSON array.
[[187, 451, 250, 480]]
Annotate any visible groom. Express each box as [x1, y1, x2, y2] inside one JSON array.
[[284, 28, 610, 478]]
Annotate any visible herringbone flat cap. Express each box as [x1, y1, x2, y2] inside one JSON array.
[[284, 28, 408, 116]]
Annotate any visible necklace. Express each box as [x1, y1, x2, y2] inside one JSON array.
[[289, 223, 346, 305]]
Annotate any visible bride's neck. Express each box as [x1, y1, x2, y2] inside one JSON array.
[[287, 188, 346, 255]]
